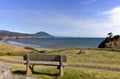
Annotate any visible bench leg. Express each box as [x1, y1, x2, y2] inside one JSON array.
[[26, 65, 32, 76], [60, 66, 64, 76], [31, 65, 34, 72]]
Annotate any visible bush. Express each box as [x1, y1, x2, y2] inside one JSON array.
[[24, 47, 39, 53]]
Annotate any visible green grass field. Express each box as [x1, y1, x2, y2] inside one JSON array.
[[1, 48, 120, 68], [11, 65, 120, 79], [1, 43, 120, 79], [47, 49, 120, 68]]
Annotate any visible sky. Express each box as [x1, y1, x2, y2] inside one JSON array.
[[0, 0, 120, 37]]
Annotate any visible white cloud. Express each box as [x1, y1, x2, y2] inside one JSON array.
[[1, 7, 120, 37], [99, 7, 120, 36], [102, 7, 120, 26]]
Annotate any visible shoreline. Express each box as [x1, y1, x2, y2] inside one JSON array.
[[0, 39, 53, 51], [3, 37, 102, 49], [1, 38, 102, 51]]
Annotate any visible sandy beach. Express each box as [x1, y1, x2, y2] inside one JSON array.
[[0, 39, 53, 52]]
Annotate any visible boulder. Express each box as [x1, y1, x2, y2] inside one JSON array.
[[0, 66, 12, 79], [78, 49, 85, 54]]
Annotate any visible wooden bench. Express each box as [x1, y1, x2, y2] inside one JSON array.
[[23, 54, 67, 76]]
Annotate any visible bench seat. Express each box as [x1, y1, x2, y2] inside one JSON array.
[[24, 61, 67, 66]]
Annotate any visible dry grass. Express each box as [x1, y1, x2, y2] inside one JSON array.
[[1, 45, 120, 79], [47, 49, 120, 68], [0, 42, 31, 56], [11, 65, 120, 79], [0, 43, 29, 53], [0, 56, 23, 62], [1, 48, 120, 68]]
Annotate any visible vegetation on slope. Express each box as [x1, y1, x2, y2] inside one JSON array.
[[0, 43, 30, 55]]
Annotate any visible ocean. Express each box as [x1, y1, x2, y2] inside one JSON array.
[[6, 38, 105, 48]]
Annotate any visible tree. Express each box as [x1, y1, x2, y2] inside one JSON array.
[[108, 32, 113, 38]]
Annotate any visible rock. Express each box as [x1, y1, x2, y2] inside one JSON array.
[[98, 35, 120, 49], [0, 66, 42, 79], [0, 66, 12, 79], [78, 49, 85, 54]]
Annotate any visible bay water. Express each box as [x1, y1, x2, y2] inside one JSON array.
[[7, 38, 105, 48]]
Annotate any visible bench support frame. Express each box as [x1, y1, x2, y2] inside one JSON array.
[[24, 54, 66, 76]]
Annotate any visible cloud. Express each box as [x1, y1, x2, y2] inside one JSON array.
[[102, 7, 120, 26], [1, 7, 120, 37], [0, 10, 111, 37], [99, 7, 120, 35]]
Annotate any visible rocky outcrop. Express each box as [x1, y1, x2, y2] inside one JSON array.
[[98, 35, 120, 49]]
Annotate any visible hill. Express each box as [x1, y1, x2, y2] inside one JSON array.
[[0, 30, 53, 38], [34, 31, 53, 38]]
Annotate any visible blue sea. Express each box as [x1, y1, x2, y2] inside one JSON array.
[[6, 38, 105, 48]]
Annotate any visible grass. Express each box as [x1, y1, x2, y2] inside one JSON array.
[[45, 49, 120, 68], [1, 43, 120, 79], [1, 48, 120, 69], [0, 56, 23, 62], [0, 43, 28, 53], [11, 65, 120, 79], [0, 43, 37, 56]]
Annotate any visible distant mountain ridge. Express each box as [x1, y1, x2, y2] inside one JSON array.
[[35, 31, 53, 37], [0, 30, 53, 38]]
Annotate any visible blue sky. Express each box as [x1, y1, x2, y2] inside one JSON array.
[[0, 0, 120, 37]]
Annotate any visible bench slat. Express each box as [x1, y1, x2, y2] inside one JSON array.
[[24, 61, 67, 66], [24, 54, 67, 62]]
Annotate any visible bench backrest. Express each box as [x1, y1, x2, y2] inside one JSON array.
[[23, 54, 67, 62]]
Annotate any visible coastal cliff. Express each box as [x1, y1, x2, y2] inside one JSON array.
[[98, 35, 120, 49]]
